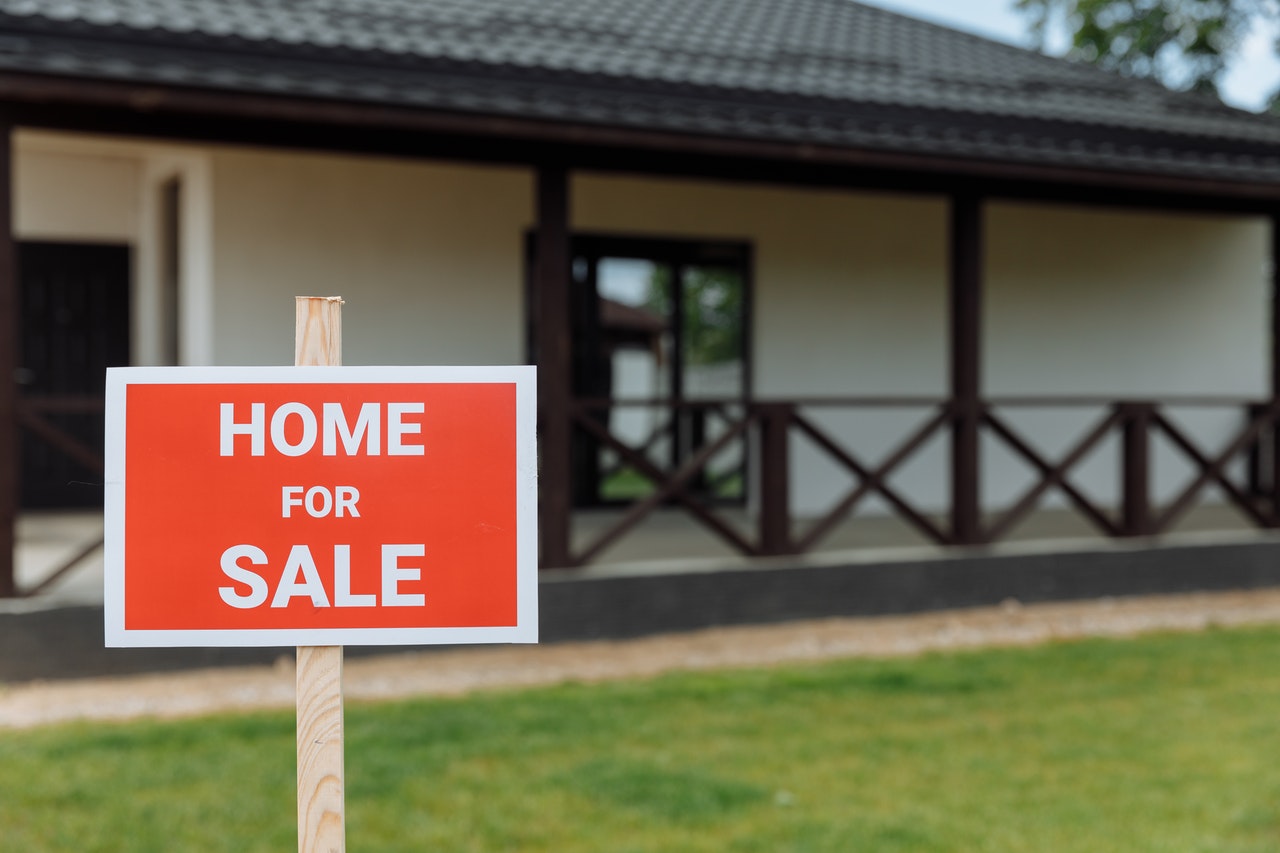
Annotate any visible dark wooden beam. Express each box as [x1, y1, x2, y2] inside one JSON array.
[[0, 120, 14, 597], [950, 194, 983, 545], [534, 164, 573, 568]]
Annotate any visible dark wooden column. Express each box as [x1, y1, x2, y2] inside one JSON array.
[[949, 194, 983, 545], [1270, 212, 1280, 523], [0, 121, 15, 596], [534, 164, 573, 568]]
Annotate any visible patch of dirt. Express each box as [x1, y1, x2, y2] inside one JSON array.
[[5, 588, 1280, 729]]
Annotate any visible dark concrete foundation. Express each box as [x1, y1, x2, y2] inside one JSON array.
[[4, 538, 1280, 682]]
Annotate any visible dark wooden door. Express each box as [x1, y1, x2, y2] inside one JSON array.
[[19, 241, 130, 508]]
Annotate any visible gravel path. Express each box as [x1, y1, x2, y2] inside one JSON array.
[[5, 588, 1280, 729]]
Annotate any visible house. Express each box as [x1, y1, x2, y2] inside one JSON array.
[[1, 0, 1280, 605]]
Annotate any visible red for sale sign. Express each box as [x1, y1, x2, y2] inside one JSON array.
[[104, 366, 537, 647]]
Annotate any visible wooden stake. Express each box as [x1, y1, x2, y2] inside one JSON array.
[[295, 296, 345, 853]]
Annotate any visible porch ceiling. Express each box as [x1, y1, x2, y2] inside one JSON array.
[[0, 0, 1278, 207]]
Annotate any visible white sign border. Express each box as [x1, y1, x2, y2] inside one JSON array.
[[104, 365, 538, 648]]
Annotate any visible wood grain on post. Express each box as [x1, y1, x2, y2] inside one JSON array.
[[296, 296, 343, 368], [295, 296, 345, 853]]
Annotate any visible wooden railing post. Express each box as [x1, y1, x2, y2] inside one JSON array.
[[1244, 402, 1280, 526], [1120, 402, 1153, 536], [1245, 401, 1280, 527], [951, 400, 982, 545], [0, 120, 15, 598], [758, 403, 792, 556], [949, 193, 983, 545], [1246, 402, 1265, 497], [1269, 403, 1280, 527]]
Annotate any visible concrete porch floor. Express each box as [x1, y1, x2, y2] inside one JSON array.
[[566, 501, 1263, 572]]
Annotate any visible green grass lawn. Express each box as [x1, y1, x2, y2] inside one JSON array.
[[4, 625, 1280, 851]]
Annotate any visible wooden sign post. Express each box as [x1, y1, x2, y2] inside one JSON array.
[[294, 296, 346, 853], [103, 299, 537, 852]]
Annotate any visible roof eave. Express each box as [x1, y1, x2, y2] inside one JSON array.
[[0, 69, 1277, 212]]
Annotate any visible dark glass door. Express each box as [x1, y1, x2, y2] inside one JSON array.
[[568, 236, 750, 507]]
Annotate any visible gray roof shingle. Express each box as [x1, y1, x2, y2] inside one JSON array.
[[1, 0, 1278, 185]]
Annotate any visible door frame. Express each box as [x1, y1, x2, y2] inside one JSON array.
[[527, 230, 755, 507], [15, 130, 214, 367]]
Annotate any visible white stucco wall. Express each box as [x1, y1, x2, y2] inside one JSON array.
[[984, 203, 1269, 512], [209, 148, 532, 366], [986, 203, 1267, 398], [15, 146, 140, 242]]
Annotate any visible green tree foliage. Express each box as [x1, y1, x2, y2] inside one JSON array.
[[644, 265, 744, 367], [680, 267, 744, 367], [1015, 0, 1277, 98]]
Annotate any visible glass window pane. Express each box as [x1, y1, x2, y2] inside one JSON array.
[[678, 265, 746, 500], [680, 265, 745, 399], [595, 259, 673, 502]]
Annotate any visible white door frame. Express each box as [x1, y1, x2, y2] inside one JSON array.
[[15, 130, 214, 366]]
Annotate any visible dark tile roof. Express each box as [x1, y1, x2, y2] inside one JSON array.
[[1, 0, 1278, 185]]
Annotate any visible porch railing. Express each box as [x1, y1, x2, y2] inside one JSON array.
[[18, 394, 105, 477], [11, 392, 1280, 580], [10, 393, 105, 596], [560, 396, 1280, 568]]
